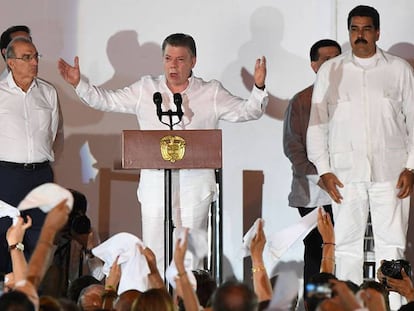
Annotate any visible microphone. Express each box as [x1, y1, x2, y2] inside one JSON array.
[[173, 93, 183, 121], [153, 92, 162, 120]]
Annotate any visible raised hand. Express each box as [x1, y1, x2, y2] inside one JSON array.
[[253, 56, 266, 89], [58, 56, 81, 87]]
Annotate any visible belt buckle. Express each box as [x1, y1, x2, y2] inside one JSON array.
[[23, 163, 35, 170]]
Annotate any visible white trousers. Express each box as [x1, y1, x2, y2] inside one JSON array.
[[333, 180, 409, 286], [137, 169, 216, 276]]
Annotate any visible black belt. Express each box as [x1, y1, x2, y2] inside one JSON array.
[[0, 160, 50, 171]]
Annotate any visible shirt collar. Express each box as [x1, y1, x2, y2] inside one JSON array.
[[344, 47, 388, 67]]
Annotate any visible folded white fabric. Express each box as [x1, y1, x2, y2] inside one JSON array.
[[0, 200, 20, 221], [17, 183, 74, 213], [241, 218, 263, 257], [267, 208, 318, 259], [92, 232, 150, 293]]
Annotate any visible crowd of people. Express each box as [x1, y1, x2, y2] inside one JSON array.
[[1, 3, 414, 311]]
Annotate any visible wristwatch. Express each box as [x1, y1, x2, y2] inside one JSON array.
[[9, 242, 24, 252]]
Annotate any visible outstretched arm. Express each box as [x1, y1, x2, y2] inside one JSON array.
[[250, 219, 272, 302], [58, 56, 81, 87], [317, 208, 335, 274], [140, 245, 164, 289]]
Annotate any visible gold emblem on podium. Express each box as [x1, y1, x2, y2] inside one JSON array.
[[160, 135, 186, 163]]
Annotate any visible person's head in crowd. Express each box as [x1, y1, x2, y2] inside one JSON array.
[[5, 37, 40, 87], [359, 280, 390, 311], [67, 275, 101, 303], [77, 284, 104, 311], [304, 272, 337, 311], [39, 295, 62, 311], [309, 39, 341, 73], [347, 5, 380, 58], [211, 280, 258, 311], [161, 33, 197, 93], [131, 288, 175, 311], [0, 290, 35, 311], [114, 289, 141, 311], [0, 25, 31, 61]]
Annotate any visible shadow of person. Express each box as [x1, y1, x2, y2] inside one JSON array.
[[388, 42, 414, 68], [221, 6, 310, 120]]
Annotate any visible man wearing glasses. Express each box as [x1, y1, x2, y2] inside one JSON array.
[[0, 36, 63, 275], [0, 25, 32, 80]]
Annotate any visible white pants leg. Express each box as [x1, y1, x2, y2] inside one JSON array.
[[138, 169, 215, 276], [369, 181, 409, 310], [333, 182, 370, 285]]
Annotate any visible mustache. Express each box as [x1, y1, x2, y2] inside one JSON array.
[[355, 38, 368, 44]]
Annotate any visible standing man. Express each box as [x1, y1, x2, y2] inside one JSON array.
[[0, 25, 32, 79], [283, 39, 341, 295], [0, 37, 62, 274], [307, 5, 414, 301], [58, 33, 268, 274]]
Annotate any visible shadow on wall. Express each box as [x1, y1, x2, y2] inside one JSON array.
[[221, 6, 310, 121]]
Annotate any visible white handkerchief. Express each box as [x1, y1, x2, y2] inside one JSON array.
[[267, 208, 318, 259], [0, 200, 20, 220], [175, 227, 208, 259], [241, 218, 263, 257], [92, 232, 150, 293], [17, 183, 74, 213]]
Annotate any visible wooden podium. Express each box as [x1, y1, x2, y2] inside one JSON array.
[[122, 129, 223, 283]]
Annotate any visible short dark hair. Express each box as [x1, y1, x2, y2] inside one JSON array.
[[0, 25, 31, 60], [0, 291, 35, 311], [162, 33, 196, 57], [347, 5, 380, 30], [310, 39, 342, 62], [211, 280, 258, 311]]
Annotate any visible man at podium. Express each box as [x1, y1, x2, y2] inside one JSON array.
[[58, 33, 268, 274]]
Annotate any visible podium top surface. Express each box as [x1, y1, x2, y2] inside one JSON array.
[[122, 129, 222, 169]]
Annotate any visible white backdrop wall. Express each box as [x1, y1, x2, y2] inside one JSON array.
[[1, 0, 414, 282]]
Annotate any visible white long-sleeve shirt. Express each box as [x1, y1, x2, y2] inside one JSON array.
[[0, 73, 62, 163], [307, 48, 414, 183], [75, 74, 268, 204]]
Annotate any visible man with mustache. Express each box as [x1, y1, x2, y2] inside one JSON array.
[[307, 5, 414, 309]]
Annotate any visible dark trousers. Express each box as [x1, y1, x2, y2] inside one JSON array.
[[298, 205, 333, 297], [0, 163, 54, 273]]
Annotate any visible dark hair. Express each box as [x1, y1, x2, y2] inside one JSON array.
[[0, 25, 31, 60], [162, 33, 196, 57], [211, 280, 258, 311], [347, 5, 380, 30], [309, 39, 342, 62], [0, 290, 35, 311]]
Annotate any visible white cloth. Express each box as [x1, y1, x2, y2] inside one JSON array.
[[174, 226, 208, 260], [308, 48, 414, 181], [242, 218, 263, 257], [267, 209, 318, 259], [17, 183, 74, 213], [0, 200, 20, 224], [0, 73, 62, 163], [92, 232, 150, 293], [165, 260, 197, 289], [75, 74, 268, 273]]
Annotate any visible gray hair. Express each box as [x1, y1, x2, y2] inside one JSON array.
[[5, 36, 33, 60]]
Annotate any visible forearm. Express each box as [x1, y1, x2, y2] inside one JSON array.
[[148, 271, 165, 289], [10, 250, 27, 283], [320, 244, 335, 274], [176, 272, 201, 311], [251, 259, 272, 301], [26, 228, 56, 288]]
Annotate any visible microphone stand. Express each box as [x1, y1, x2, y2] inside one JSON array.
[[153, 93, 183, 290]]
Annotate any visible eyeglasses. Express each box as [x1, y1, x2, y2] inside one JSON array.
[[10, 53, 41, 62]]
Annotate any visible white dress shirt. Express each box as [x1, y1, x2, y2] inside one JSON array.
[[0, 72, 61, 163], [307, 48, 414, 183]]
